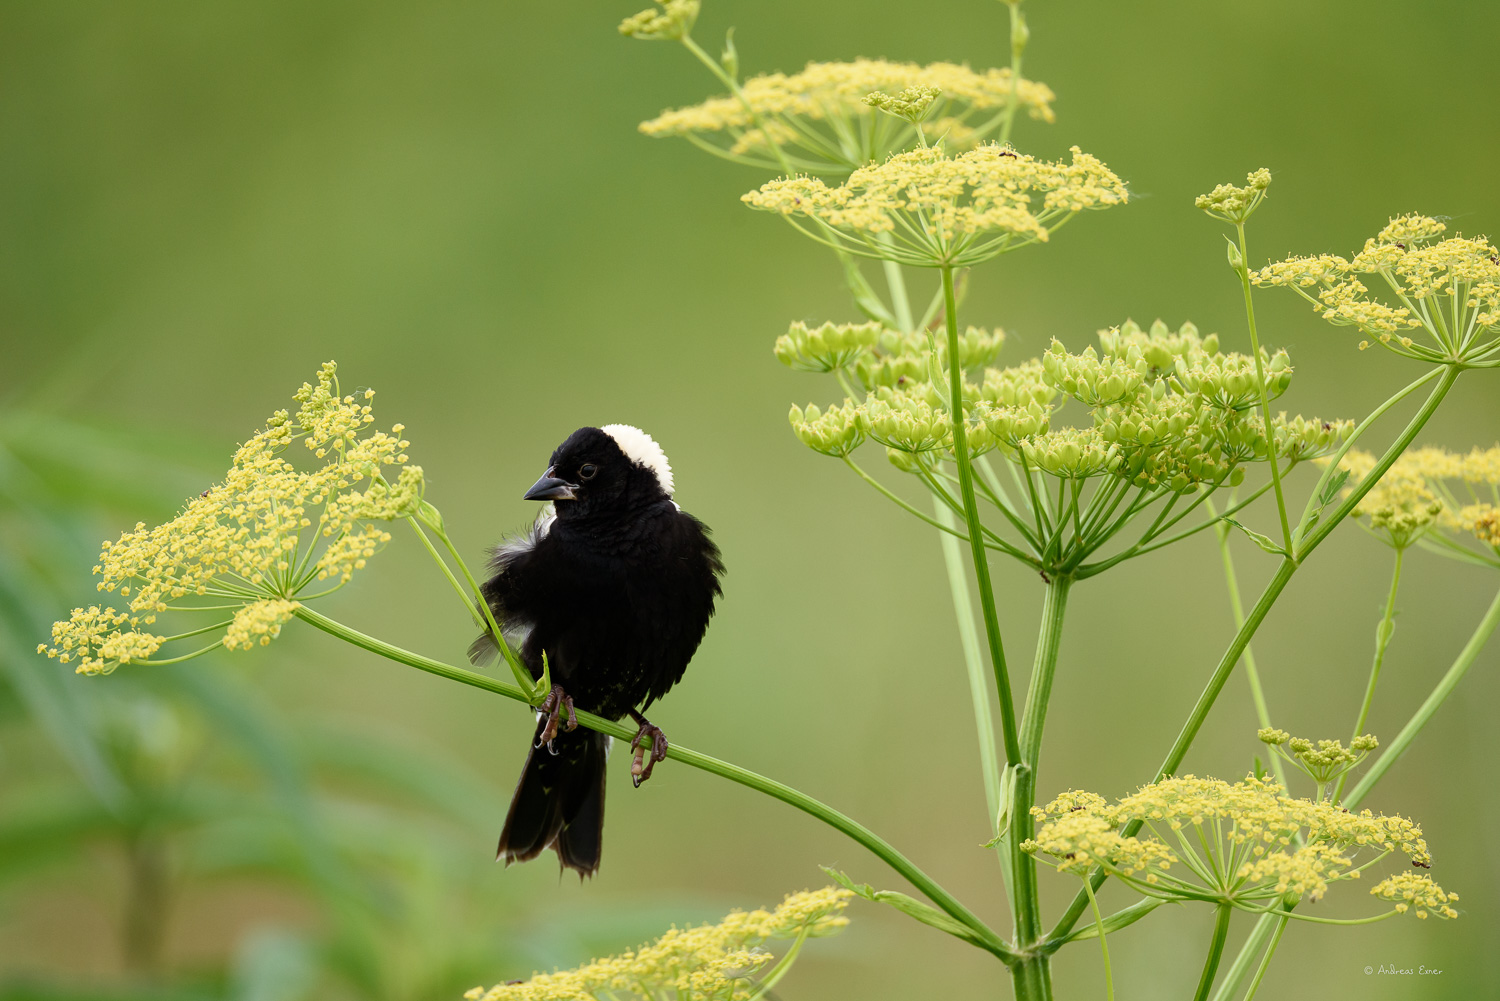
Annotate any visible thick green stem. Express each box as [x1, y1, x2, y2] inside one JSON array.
[[1208, 908, 1280, 1001], [292, 605, 1015, 962], [1345, 582, 1500, 808], [1208, 499, 1286, 790], [1013, 575, 1072, 940], [1235, 222, 1293, 555], [1297, 366, 1461, 560], [1192, 903, 1234, 1001], [1010, 955, 1053, 1001], [1295, 366, 1441, 537], [941, 265, 1021, 766], [1334, 547, 1404, 802]]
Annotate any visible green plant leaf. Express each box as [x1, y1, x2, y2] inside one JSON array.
[[1224, 518, 1287, 557]]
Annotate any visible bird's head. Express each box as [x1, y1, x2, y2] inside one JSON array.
[[523, 424, 675, 518]]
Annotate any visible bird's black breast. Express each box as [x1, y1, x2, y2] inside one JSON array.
[[477, 501, 723, 719]]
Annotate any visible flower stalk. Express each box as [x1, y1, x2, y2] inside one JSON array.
[[291, 604, 1017, 964]]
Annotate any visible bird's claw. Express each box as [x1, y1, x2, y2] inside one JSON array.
[[628, 714, 668, 787], [535, 683, 577, 749]]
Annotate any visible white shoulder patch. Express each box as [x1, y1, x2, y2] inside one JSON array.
[[601, 423, 674, 496]]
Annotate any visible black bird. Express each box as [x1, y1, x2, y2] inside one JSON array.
[[471, 425, 724, 876]]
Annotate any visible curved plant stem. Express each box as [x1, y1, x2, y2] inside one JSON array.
[[416, 505, 539, 699], [1192, 903, 1233, 1001], [934, 494, 1003, 826], [1082, 876, 1115, 1001], [1235, 222, 1293, 555], [291, 605, 1016, 963], [1345, 582, 1500, 807], [1334, 547, 1404, 802], [1241, 911, 1289, 1001], [407, 515, 485, 629]]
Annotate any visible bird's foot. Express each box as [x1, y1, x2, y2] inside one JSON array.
[[535, 684, 578, 749], [628, 710, 668, 787]]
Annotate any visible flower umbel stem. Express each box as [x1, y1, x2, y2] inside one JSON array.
[[1192, 903, 1234, 1001], [1346, 581, 1500, 807], [1334, 546, 1404, 802], [1235, 222, 1294, 556], [941, 264, 1021, 766]]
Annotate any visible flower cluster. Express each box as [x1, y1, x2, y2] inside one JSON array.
[[1370, 872, 1460, 920], [1253, 214, 1500, 363], [640, 59, 1055, 172], [463, 887, 852, 1001], [1025, 773, 1448, 919], [742, 143, 1127, 267], [1258, 728, 1378, 790], [1331, 444, 1500, 558], [1195, 168, 1273, 225], [781, 318, 1346, 500], [37, 362, 418, 675], [617, 0, 699, 41]]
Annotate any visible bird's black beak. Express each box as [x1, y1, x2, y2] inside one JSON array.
[[523, 467, 578, 502]]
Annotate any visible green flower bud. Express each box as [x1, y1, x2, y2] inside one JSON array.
[[886, 445, 928, 473], [789, 400, 865, 456], [618, 0, 699, 40], [775, 320, 883, 373], [981, 359, 1057, 408], [863, 85, 942, 123], [861, 388, 953, 453], [1099, 319, 1220, 372], [1019, 427, 1121, 479], [1041, 341, 1144, 407], [1173, 347, 1293, 411], [983, 401, 1051, 446]]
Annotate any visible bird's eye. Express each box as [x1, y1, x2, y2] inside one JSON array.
[[578, 463, 598, 480]]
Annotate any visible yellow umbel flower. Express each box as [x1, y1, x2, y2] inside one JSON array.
[[742, 143, 1127, 267], [618, 0, 699, 41], [641, 58, 1055, 172], [1025, 773, 1446, 919], [1258, 728, 1378, 787], [37, 362, 416, 675], [1195, 168, 1273, 225], [1370, 872, 1460, 919], [1328, 445, 1500, 558], [463, 887, 852, 1001], [1254, 213, 1500, 362]]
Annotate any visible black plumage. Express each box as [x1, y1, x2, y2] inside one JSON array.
[[472, 425, 723, 876]]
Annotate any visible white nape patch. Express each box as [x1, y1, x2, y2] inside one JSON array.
[[601, 424, 674, 496]]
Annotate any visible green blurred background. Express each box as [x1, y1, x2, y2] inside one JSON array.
[[3, 1, 1499, 998]]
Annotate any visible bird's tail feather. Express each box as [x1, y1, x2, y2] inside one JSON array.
[[498, 722, 607, 877]]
